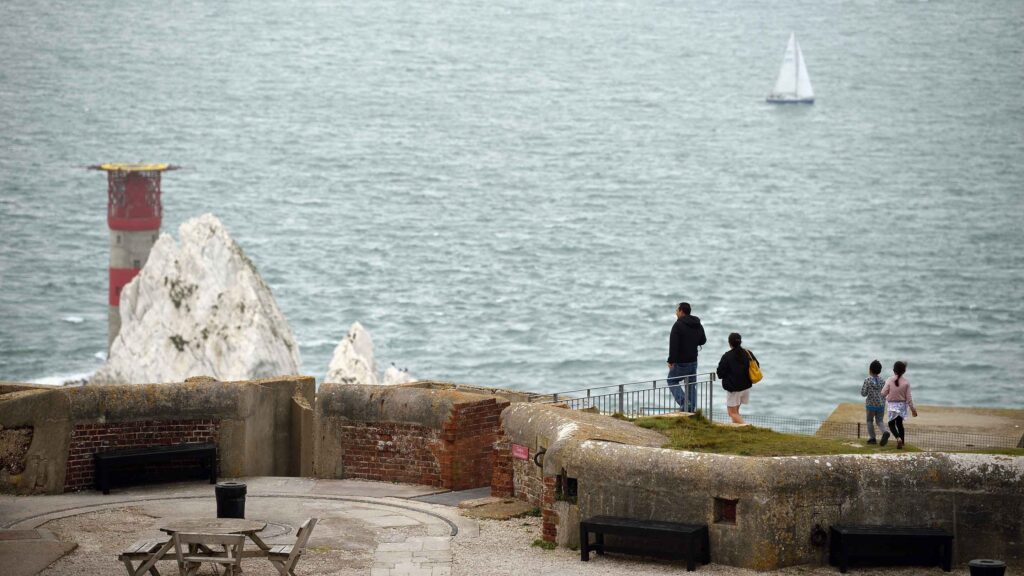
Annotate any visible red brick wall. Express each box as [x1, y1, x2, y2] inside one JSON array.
[[491, 431, 513, 497], [336, 397, 509, 489], [64, 419, 220, 492], [541, 475, 559, 542], [337, 422, 444, 485], [443, 398, 508, 490]]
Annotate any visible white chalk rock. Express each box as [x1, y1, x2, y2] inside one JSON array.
[[91, 213, 301, 384], [324, 322, 379, 384], [325, 322, 415, 385], [382, 365, 416, 385]]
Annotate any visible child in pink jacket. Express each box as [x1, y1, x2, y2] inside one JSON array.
[[880, 360, 918, 449]]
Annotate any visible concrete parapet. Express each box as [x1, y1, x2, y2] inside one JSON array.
[[0, 375, 315, 494], [493, 402, 1024, 570]]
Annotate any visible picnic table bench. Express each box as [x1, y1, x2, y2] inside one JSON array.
[[94, 443, 217, 494], [580, 515, 710, 572], [829, 524, 953, 573]]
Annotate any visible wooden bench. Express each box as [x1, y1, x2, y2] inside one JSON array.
[[829, 525, 953, 573], [580, 515, 710, 572], [94, 443, 217, 494]]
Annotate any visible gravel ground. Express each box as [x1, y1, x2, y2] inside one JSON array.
[[37, 506, 408, 576], [452, 517, 972, 576]]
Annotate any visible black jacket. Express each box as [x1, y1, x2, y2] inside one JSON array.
[[717, 347, 759, 392], [667, 315, 707, 364]]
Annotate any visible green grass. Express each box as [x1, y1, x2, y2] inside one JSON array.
[[632, 413, 921, 456], [531, 539, 557, 550]]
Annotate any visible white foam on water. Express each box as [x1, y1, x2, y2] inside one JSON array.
[[62, 316, 84, 324], [28, 370, 93, 386]]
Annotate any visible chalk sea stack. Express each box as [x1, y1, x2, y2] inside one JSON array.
[[325, 322, 415, 385], [90, 213, 301, 384]]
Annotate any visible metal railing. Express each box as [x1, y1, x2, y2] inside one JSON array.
[[529, 372, 717, 420], [531, 378, 1022, 452]]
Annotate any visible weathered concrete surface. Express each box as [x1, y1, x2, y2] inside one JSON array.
[[824, 402, 1024, 447], [0, 389, 71, 494], [407, 381, 538, 404], [500, 403, 665, 478], [566, 440, 1024, 570], [0, 529, 77, 576], [316, 382, 491, 429], [0, 383, 51, 397], [457, 497, 534, 519]]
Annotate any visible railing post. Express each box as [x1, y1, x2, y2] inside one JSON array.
[[553, 393, 558, 404], [709, 375, 714, 422], [618, 385, 624, 415]]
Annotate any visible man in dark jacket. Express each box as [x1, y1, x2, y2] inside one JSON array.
[[716, 332, 758, 424], [667, 302, 707, 412]]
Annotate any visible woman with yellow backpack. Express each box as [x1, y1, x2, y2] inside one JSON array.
[[716, 332, 762, 424]]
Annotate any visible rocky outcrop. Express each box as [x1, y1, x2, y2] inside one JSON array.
[[325, 322, 414, 385], [91, 214, 301, 384]]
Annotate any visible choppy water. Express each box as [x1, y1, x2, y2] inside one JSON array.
[[1, 0, 1022, 419]]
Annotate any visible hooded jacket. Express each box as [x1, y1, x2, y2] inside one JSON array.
[[667, 315, 707, 364], [717, 347, 758, 392]]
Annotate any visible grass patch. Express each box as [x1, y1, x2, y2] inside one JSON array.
[[633, 413, 920, 456], [531, 539, 557, 550]]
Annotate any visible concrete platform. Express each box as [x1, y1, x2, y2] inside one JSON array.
[[0, 477, 476, 576], [822, 403, 1024, 449]]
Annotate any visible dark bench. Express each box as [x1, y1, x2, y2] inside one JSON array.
[[830, 525, 953, 573], [580, 515, 710, 572], [94, 443, 217, 494]]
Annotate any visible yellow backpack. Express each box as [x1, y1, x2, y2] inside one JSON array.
[[746, 350, 763, 384]]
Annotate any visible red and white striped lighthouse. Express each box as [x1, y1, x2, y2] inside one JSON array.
[[90, 163, 178, 349]]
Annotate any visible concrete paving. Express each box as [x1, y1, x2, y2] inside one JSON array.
[[0, 477, 478, 576]]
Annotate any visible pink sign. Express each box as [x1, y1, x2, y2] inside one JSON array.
[[511, 443, 529, 460]]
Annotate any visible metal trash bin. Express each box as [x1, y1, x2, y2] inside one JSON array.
[[215, 482, 246, 518], [968, 559, 1006, 576]]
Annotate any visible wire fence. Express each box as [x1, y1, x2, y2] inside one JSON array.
[[536, 378, 1022, 452]]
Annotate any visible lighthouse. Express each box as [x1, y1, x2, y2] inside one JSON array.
[[90, 163, 178, 349]]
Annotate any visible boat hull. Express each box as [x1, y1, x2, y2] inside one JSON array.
[[766, 97, 814, 104]]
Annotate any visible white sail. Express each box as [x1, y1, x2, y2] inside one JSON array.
[[768, 33, 814, 103], [794, 38, 814, 99]]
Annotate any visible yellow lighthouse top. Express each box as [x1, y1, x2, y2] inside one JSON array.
[[91, 163, 178, 172]]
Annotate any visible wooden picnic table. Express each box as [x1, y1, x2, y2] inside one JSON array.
[[162, 518, 271, 558], [124, 518, 270, 575]]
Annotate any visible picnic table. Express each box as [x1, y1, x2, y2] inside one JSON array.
[[121, 518, 269, 575]]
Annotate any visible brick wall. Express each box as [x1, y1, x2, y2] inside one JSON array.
[[335, 397, 509, 489], [491, 431, 513, 497], [337, 422, 444, 485], [513, 457, 545, 506], [64, 419, 220, 492], [541, 475, 559, 542]]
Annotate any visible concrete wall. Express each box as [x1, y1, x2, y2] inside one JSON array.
[[495, 403, 1024, 570], [0, 375, 314, 494], [315, 383, 509, 489]]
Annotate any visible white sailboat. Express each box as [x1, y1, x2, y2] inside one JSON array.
[[767, 33, 814, 104]]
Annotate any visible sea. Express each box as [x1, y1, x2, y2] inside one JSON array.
[[1, 0, 1022, 421]]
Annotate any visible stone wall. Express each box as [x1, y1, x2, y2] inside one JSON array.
[[495, 402, 1024, 570], [315, 383, 508, 490]]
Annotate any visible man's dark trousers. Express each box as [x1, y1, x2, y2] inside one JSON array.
[[668, 361, 698, 412]]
